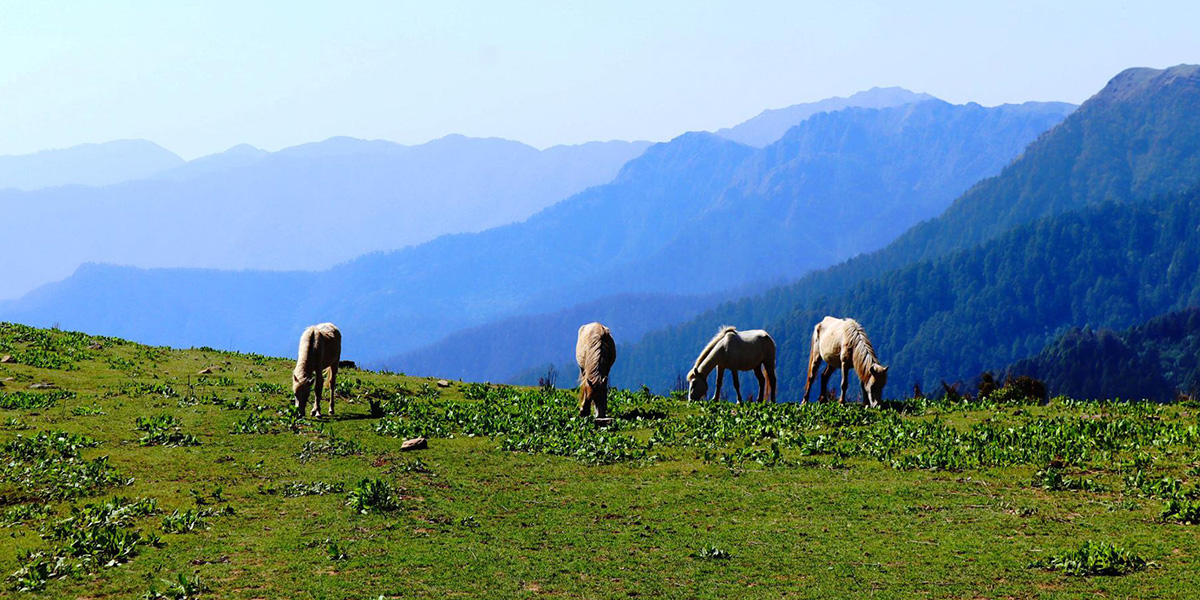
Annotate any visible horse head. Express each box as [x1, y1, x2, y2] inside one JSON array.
[[687, 368, 708, 401], [292, 372, 313, 410], [865, 364, 889, 406]]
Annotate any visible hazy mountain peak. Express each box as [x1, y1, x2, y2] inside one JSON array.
[[220, 143, 268, 156], [274, 136, 406, 158], [715, 87, 938, 147], [150, 143, 271, 182], [0, 139, 183, 190], [1093, 63, 1200, 104], [844, 86, 938, 107]]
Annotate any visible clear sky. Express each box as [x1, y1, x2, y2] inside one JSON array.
[[1, 0, 1197, 159]]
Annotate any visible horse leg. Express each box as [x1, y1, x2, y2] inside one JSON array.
[[328, 365, 337, 417], [820, 364, 834, 403], [839, 365, 849, 405], [804, 357, 822, 404], [312, 370, 324, 418], [754, 366, 766, 403], [714, 367, 724, 402], [731, 370, 742, 403], [596, 386, 608, 419], [578, 368, 589, 417]]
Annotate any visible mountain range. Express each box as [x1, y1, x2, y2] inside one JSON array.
[[616, 64, 1200, 399], [0, 94, 1074, 369], [0, 139, 184, 190], [0, 135, 651, 299], [386, 99, 1075, 380], [715, 87, 936, 146]]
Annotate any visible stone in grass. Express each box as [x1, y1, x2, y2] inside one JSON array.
[[0, 355, 12, 364], [29, 382, 57, 390], [401, 437, 428, 451], [88, 342, 104, 350], [198, 366, 217, 375], [436, 379, 451, 388]]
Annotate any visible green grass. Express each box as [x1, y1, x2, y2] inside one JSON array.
[[2, 322, 1200, 598]]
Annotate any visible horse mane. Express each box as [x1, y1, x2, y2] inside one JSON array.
[[846, 320, 879, 376], [580, 325, 615, 388], [294, 326, 317, 381], [692, 326, 737, 374]]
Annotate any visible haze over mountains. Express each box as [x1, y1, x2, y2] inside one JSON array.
[[715, 87, 936, 147], [618, 64, 1200, 398], [0, 135, 651, 299], [1, 89, 1075, 371], [0, 140, 184, 190], [387, 99, 1074, 381]]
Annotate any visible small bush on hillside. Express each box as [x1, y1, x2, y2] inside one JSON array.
[[327, 540, 349, 561], [10, 497, 161, 591], [345, 478, 402, 514], [161, 509, 207, 534], [1033, 466, 1105, 491], [1124, 470, 1189, 499], [279, 481, 345, 497], [2, 503, 51, 527], [135, 414, 200, 447], [1160, 499, 1200, 524], [142, 573, 209, 600], [0, 390, 76, 409], [1, 431, 126, 500], [1030, 540, 1148, 576]]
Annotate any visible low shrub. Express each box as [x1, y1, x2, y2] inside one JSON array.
[[1030, 540, 1148, 576], [1159, 499, 1200, 524], [345, 477, 401, 514]]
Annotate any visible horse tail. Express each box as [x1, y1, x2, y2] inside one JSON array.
[[807, 323, 823, 374]]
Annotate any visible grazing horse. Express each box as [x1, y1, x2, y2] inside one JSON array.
[[293, 323, 342, 417], [803, 316, 889, 406], [576, 322, 616, 418], [687, 327, 777, 403]]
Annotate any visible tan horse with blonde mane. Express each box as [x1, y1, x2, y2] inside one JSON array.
[[576, 322, 616, 418], [802, 316, 889, 406], [687, 326, 777, 403]]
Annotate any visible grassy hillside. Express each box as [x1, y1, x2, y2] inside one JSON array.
[[2, 323, 1200, 598]]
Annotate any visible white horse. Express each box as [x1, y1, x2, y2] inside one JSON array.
[[687, 327, 777, 403], [576, 322, 616, 418], [802, 316, 888, 406], [293, 322, 341, 417]]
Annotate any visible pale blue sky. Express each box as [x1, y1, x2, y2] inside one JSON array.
[[1, 0, 1197, 159]]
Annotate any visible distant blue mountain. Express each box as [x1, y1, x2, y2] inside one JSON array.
[[0, 98, 1074, 366], [151, 144, 270, 182], [0, 135, 650, 299], [0, 140, 183, 190], [715, 87, 936, 147]]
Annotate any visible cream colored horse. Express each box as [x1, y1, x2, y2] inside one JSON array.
[[687, 327, 777, 403], [576, 322, 616, 418], [293, 322, 341, 417], [802, 316, 888, 406]]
